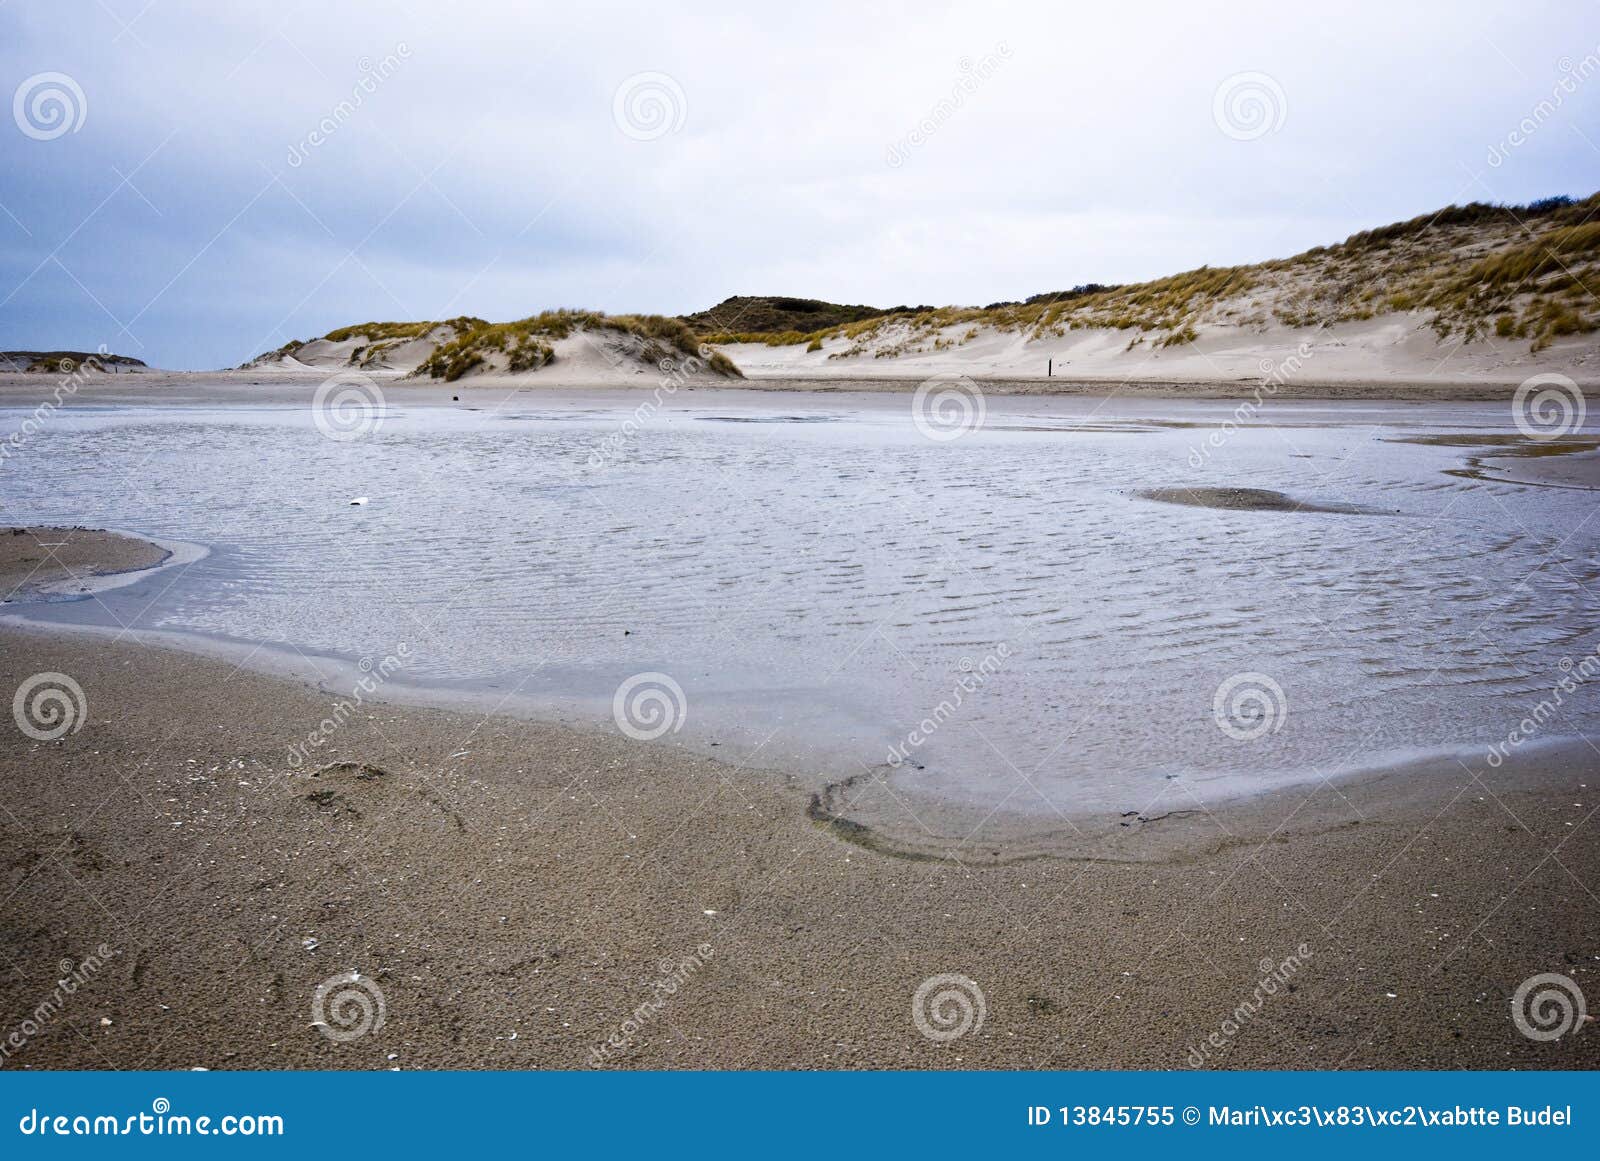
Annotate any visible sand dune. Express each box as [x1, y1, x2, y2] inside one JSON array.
[[719, 312, 1600, 385], [706, 196, 1600, 386], [243, 312, 742, 385]]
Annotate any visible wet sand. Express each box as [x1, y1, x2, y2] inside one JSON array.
[[1385, 433, 1600, 490], [1133, 487, 1381, 515], [0, 368, 1568, 407], [1, 533, 1596, 1070], [0, 527, 170, 603]]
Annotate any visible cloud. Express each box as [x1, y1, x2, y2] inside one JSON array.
[[0, 0, 1594, 367]]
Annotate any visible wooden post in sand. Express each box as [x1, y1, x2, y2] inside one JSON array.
[[1048, 358, 1052, 377]]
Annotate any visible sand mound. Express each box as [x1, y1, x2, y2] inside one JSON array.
[[241, 319, 483, 373], [244, 311, 743, 384], [1135, 487, 1379, 514], [0, 526, 170, 602]]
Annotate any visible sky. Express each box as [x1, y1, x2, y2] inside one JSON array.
[[0, 1, 1596, 369]]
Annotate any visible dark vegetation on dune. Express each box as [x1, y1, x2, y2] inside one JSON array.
[[682, 295, 922, 344], [0, 351, 147, 373]]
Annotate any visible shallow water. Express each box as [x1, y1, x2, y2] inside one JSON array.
[[4, 391, 1598, 823]]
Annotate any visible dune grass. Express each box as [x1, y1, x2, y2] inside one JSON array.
[[699, 192, 1597, 358], [322, 321, 445, 344], [412, 311, 742, 381]]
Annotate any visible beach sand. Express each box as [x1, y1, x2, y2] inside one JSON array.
[[0, 527, 170, 604], [0, 368, 1574, 407], [1, 533, 1596, 1070]]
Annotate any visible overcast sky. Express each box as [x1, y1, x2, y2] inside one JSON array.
[[1, 1, 1595, 369]]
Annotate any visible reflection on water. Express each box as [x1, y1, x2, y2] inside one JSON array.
[[4, 394, 1597, 819]]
